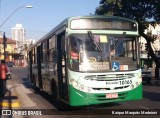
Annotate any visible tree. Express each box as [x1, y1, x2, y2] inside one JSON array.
[[95, 0, 160, 79]]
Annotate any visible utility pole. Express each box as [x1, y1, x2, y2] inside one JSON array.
[[3, 32, 7, 61]]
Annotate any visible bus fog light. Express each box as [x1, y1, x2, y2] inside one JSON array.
[[130, 84, 134, 89], [87, 87, 92, 92], [80, 85, 85, 90]]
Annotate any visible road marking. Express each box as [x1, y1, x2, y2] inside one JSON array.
[[0, 101, 20, 108], [138, 106, 150, 109], [1, 80, 22, 108]]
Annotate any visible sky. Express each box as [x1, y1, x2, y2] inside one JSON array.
[[0, 0, 100, 40]]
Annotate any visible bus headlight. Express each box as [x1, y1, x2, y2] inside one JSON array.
[[70, 79, 78, 88], [73, 81, 78, 88], [136, 75, 142, 87], [70, 79, 92, 93]]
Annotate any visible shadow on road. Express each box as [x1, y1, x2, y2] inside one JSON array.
[[143, 90, 160, 102], [142, 79, 160, 87], [0, 80, 19, 118], [21, 77, 121, 114]]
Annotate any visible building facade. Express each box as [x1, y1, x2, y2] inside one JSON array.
[[11, 24, 25, 42], [0, 36, 17, 62], [11, 24, 26, 53]]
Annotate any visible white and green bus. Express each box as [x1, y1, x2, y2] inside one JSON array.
[[28, 15, 142, 106]]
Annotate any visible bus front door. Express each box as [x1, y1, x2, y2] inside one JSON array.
[[57, 33, 68, 101]]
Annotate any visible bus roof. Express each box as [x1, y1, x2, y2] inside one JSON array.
[[68, 15, 137, 22], [29, 15, 137, 50]]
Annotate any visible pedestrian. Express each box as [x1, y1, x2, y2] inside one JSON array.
[[0, 60, 8, 98]]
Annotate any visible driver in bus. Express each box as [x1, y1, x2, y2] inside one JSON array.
[[110, 45, 115, 57], [71, 48, 79, 60], [70, 41, 79, 70]]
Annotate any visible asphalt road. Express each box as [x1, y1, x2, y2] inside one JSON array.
[[4, 67, 160, 118]]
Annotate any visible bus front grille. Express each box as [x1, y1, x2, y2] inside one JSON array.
[[93, 85, 129, 91], [85, 73, 135, 81]]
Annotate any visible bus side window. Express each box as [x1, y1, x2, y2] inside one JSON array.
[[110, 45, 115, 56]]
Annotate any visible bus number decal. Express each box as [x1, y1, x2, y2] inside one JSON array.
[[119, 79, 132, 85]]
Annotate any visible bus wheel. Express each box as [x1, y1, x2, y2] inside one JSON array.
[[51, 80, 58, 101]]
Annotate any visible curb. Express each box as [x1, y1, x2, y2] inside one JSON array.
[[0, 101, 20, 108], [0, 80, 21, 108]]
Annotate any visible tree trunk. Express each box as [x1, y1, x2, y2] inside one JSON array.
[[155, 58, 160, 79], [141, 33, 160, 79]]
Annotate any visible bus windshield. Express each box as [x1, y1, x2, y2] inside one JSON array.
[[68, 34, 139, 72]]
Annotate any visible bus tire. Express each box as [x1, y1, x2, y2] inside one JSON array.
[[51, 80, 58, 101]]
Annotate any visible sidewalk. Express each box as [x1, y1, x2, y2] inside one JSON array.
[[0, 80, 20, 109]]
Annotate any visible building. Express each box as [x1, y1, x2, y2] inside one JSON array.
[[11, 24, 26, 53], [11, 24, 25, 42], [0, 36, 18, 62]]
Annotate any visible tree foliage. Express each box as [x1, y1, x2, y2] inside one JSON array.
[[95, 0, 160, 78]]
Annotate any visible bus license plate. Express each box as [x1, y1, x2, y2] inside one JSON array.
[[106, 93, 118, 99]]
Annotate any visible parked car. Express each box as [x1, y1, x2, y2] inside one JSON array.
[[6, 61, 15, 67], [141, 67, 152, 83], [6, 66, 12, 80]]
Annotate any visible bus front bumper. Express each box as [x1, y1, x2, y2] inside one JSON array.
[[69, 84, 142, 106]]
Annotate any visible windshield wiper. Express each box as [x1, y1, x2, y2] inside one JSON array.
[[87, 31, 102, 52], [114, 32, 126, 49]]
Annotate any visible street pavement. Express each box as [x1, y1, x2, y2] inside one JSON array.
[[1, 77, 160, 109], [0, 67, 159, 110], [0, 80, 20, 109]]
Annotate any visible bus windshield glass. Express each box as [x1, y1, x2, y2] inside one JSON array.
[[68, 34, 139, 72]]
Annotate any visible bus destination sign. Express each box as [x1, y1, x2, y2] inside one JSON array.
[[71, 18, 137, 31]]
